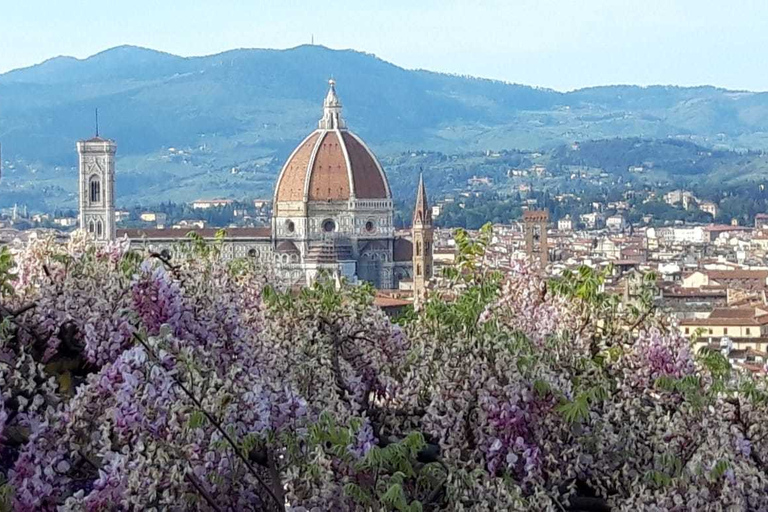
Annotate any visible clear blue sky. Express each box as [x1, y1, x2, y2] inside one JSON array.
[[2, 0, 766, 91]]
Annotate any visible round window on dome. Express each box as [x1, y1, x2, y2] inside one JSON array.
[[323, 219, 336, 232], [286, 220, 295, 233], [365, 220, 375, 233]]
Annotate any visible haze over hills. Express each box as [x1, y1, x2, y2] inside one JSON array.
[[3, 44, 768, 210]]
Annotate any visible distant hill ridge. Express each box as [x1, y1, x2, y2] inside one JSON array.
[[3, 44, 768, 209], [3, 44, 768, 162]]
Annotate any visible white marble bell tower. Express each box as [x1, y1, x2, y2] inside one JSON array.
[[77, 136, 117, 242]]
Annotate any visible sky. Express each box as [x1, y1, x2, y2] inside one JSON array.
[[1, 0, 767, 91]]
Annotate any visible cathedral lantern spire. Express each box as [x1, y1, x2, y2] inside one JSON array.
[[319, 78, 346, 130], [412, 172, 433, 307]]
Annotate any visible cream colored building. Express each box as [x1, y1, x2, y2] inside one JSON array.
[[681, 307, 768, 351]]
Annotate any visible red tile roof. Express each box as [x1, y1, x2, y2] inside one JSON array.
[[118, 227, 271, 240]]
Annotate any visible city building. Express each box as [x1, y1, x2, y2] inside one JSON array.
[[77, 80, 432, 290]]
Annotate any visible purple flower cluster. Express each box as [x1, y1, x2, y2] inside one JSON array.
[[9, 422, 71, 511], [481, 392, 540, 482], [81, 453, 128, 510], [131, 263, 188, 336], [734, 432, 752, 458], [347, 417, 377, 459], [0, 401, 6, 445], [633, 328, 695, 384]]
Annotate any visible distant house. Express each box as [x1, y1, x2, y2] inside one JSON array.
[[699, 201, 718, 218], [140, 212, 167, 228], [557, 216, 573, 231], [579, 212, 604, 230], [193, 199, 234, 209], [173, 219, 206, 229], [755, 213, 768, 229], [664, 190, 695, 209], [53, 217, 77, 227], [606, 215, 626, 231], [467, 175, 493, 186]]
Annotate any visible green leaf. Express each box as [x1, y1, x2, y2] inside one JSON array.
[[187, 410, 206, 430]]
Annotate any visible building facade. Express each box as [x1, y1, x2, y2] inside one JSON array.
[[77, 137, 116, 242], [77, 80, 430, 290]]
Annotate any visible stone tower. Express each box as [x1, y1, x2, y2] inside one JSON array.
[[412, 173, 433, 305], [77, 136, 117, 242], [523, 210, 549, 268]]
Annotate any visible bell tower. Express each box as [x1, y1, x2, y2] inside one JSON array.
[[523, 210, 549, 269], [412, 173, 433, 306], [77, 134, 117, 242]]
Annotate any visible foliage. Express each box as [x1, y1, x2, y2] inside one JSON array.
[[2, 228, 768, 510]]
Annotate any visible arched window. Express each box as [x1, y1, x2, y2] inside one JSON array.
[[416, 264, 422, 276], [96, 220, 103, 237], [88, 221, 95, 233], [89, 178, 101, 203], [416, 241, 421, 256]]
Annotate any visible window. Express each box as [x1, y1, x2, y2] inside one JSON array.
[[365, 220, 375, 233], [323, 219, 336, 232], [286, 220, 295, 233], [709, 329, 713, 334], [747, 328, 751, 335], [88, 221, 95, 233], [685, 327, 690, 334], [96, 220, 103, 237], [416, 241, 421, 256], [724, 328, 728, 335], [416, 264, 421, 276], [89, 178, 101, 203]]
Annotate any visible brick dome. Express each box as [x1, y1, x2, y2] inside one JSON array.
[[274, 80, 391, 204]]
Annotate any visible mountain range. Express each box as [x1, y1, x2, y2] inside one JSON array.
[[2, 44, 768, 209]]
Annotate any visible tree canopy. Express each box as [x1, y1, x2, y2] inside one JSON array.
[[1, 229, 767, 511]]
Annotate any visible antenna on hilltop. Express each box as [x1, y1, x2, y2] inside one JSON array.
[[95, 108, 100, 137]]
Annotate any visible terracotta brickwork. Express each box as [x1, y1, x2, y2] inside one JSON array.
[[307, 132, 351, 201], [275, 132, 321, 202], [342, 132, 388, 199]]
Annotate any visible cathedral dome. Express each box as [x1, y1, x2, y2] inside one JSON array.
[[274, 80, 391, 206]]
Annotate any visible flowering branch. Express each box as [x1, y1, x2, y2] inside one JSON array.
[[130, 331, 283, 510]]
